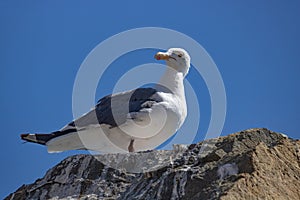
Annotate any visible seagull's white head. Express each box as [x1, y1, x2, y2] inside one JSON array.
[[155, 48, 191, 77]]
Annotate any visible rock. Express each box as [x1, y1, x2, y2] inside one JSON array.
[[6, 128, 300, 200]]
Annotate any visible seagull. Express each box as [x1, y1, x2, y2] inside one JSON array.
[[21, 48, 191, 153]]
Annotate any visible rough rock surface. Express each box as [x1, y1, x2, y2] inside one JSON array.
[[6, 128, 300, 200]]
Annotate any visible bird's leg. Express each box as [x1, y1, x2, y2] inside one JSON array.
[[128, 138, 135, 152]]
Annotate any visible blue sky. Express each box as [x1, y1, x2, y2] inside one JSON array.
[[1, 0, 300, 198]]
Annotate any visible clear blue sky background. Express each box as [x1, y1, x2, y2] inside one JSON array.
[[1, 1, 300, 198]]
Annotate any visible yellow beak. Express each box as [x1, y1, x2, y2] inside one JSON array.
[[154, 52, 170, 60]]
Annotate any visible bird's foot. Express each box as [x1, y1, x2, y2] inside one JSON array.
[[128, 138, 135, 152]]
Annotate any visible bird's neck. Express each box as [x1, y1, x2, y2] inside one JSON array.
[[156, 67, 185, 97]]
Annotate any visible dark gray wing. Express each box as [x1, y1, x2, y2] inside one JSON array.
[[61, 87, 162, 132], [95, 87, 162, 128]]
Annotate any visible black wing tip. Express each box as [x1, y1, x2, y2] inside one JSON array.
[[20, 133, 47, 145], [20, 133, 29, 140]]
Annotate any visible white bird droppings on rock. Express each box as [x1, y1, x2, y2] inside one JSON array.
[[217, 163, 239, 179]]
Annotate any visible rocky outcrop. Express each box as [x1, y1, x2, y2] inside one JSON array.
[[6, 128, 300, 200]]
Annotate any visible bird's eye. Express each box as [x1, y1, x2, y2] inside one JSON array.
[[178, 54, 183, 58]]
